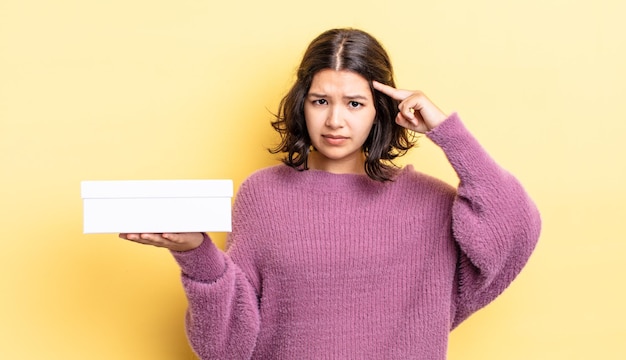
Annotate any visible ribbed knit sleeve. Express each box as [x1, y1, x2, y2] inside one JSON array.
[[169, 182, 262, 360], [426, 113, 542, 328]]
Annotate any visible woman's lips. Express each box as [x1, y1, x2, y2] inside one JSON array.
[[322, 134, 348, 145]]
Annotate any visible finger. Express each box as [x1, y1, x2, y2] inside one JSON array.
[[372, 81, 412, 101], [164, 232, 205, 245], [395, 112, 418, 131], [162, 233, 185, 243], [121, 233, 161, 244], [133, 233, 173, 247], [398, 102, 417, 123], [139, 233, 166, 242], [120, 233, 143, 241]]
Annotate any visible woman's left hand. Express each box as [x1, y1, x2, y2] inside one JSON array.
[[373, 81, 447, 133], [119, 232, 204, 252]]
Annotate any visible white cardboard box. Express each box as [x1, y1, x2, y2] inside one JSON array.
[[81, 180, 233, 234]]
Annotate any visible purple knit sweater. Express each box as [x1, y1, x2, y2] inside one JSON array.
[[171, 113, 541, 359]]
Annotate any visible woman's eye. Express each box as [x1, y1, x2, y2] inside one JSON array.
[[314, 99, 327, 105], [349, 101, 362, 108]]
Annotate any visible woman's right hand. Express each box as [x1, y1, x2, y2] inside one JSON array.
[[118, 232, 205, 252], [373, 81, 447, 133]]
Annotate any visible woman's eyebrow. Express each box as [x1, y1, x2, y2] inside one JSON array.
[[307, 93, 370, 101], [343, 94, 369, 101]]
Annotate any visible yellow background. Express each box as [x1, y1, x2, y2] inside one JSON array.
[[2, 0, 625, 359]]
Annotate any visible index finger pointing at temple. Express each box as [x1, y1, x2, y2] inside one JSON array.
[[372, 81, 412, 101]]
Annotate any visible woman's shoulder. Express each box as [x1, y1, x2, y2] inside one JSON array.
[[395, 164, 456, 196], [236, 164, 294, 194], [244, 163, 292, 183]]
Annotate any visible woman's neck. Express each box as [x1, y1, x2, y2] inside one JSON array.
[[306, 151, 367, 175]]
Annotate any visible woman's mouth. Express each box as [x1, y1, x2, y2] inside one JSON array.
[[323, 134, 348, 145]]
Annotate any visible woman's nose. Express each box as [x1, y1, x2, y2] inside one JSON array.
[[325, 106, 344, 128]]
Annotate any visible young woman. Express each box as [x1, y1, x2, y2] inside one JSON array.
[[120, 28, 541, 359]]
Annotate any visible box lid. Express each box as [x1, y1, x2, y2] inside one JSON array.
[[81, 180, 233, 199]]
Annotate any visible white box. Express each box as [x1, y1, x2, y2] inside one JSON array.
[[81, 180, 233, 234]]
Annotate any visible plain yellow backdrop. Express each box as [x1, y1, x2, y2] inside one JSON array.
[[2, 0, 625, 359]]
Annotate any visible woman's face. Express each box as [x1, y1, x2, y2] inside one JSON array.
[[304, 69, 376, 174]]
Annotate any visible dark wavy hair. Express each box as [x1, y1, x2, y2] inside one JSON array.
[[269, 28, 416, 182]]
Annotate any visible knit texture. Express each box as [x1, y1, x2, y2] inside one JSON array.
[[171, 113, 541, 359]]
